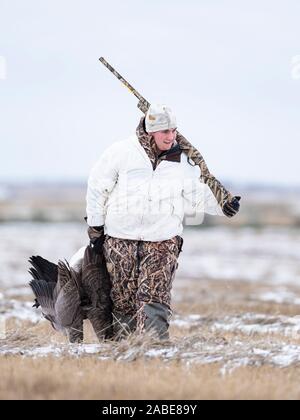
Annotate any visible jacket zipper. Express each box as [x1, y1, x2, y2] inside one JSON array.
[[139, 166, 156, 239]]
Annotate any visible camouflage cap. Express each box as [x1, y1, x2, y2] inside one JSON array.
[[145, 104, 177, 133]]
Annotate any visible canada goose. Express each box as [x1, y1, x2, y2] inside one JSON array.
[[29, 256, 84, 343], [28, 246, 113, 343], [81, 245, 113, 341]]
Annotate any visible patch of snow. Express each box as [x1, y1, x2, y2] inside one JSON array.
[[255, 289, 300, 306], [212, 313, 300, 338], [5, 287, 32, 297], [145, 347, 178, 359], [0, 299, 43, 323], [29, 345, 63, 358], [252, 348, 270, 357], [270, 345, 300, 367], [68, 343, 104, 355], [220, 358, 256, 375], [171, 314, 204, 328], [0, 317, 5, 339], [177, 227, 300, 285]]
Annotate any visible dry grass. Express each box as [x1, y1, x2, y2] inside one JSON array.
[[2, 279, 300, 400], [1, 356, 300, 400]]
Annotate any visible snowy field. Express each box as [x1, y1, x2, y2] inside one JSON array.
[[1, 222, 300, 399], [1, 222, 300, 288]]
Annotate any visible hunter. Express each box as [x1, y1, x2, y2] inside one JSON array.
[[86, 104, 240, 339]]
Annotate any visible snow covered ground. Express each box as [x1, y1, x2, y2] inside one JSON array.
[[1, 222, 300, 289], [179, 227, 300, 285], [1, 222, 300, 374], [1, 305, 300, 374]]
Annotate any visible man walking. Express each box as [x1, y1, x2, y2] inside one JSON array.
[[86, 104, 240, 339]]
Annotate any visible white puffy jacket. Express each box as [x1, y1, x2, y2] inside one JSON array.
[[86, 135, 224, 241]]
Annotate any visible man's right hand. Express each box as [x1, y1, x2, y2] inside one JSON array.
[[87, 225, 105, 253]]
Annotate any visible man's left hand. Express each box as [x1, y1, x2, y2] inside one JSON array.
[[87, 225, 105, 253], [222, 196, 241, 218]]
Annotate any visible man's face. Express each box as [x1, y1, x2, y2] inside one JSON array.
[[151, 128, 177, 152]]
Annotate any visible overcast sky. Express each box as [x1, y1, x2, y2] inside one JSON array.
[[0, 0, 299, 186]]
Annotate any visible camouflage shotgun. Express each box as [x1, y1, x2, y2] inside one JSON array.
[[99, 57, 238, 209]]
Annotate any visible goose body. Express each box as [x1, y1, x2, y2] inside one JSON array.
[[28, 246, 113, 343]]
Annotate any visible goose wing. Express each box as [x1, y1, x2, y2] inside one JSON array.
[[28, 256, 58, 283], [29, 279, 57, 323], [55, 260, 81, 328]]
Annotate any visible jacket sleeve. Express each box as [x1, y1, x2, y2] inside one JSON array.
[[86, 143, 120, 226], [182, 161, 224, 217]]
